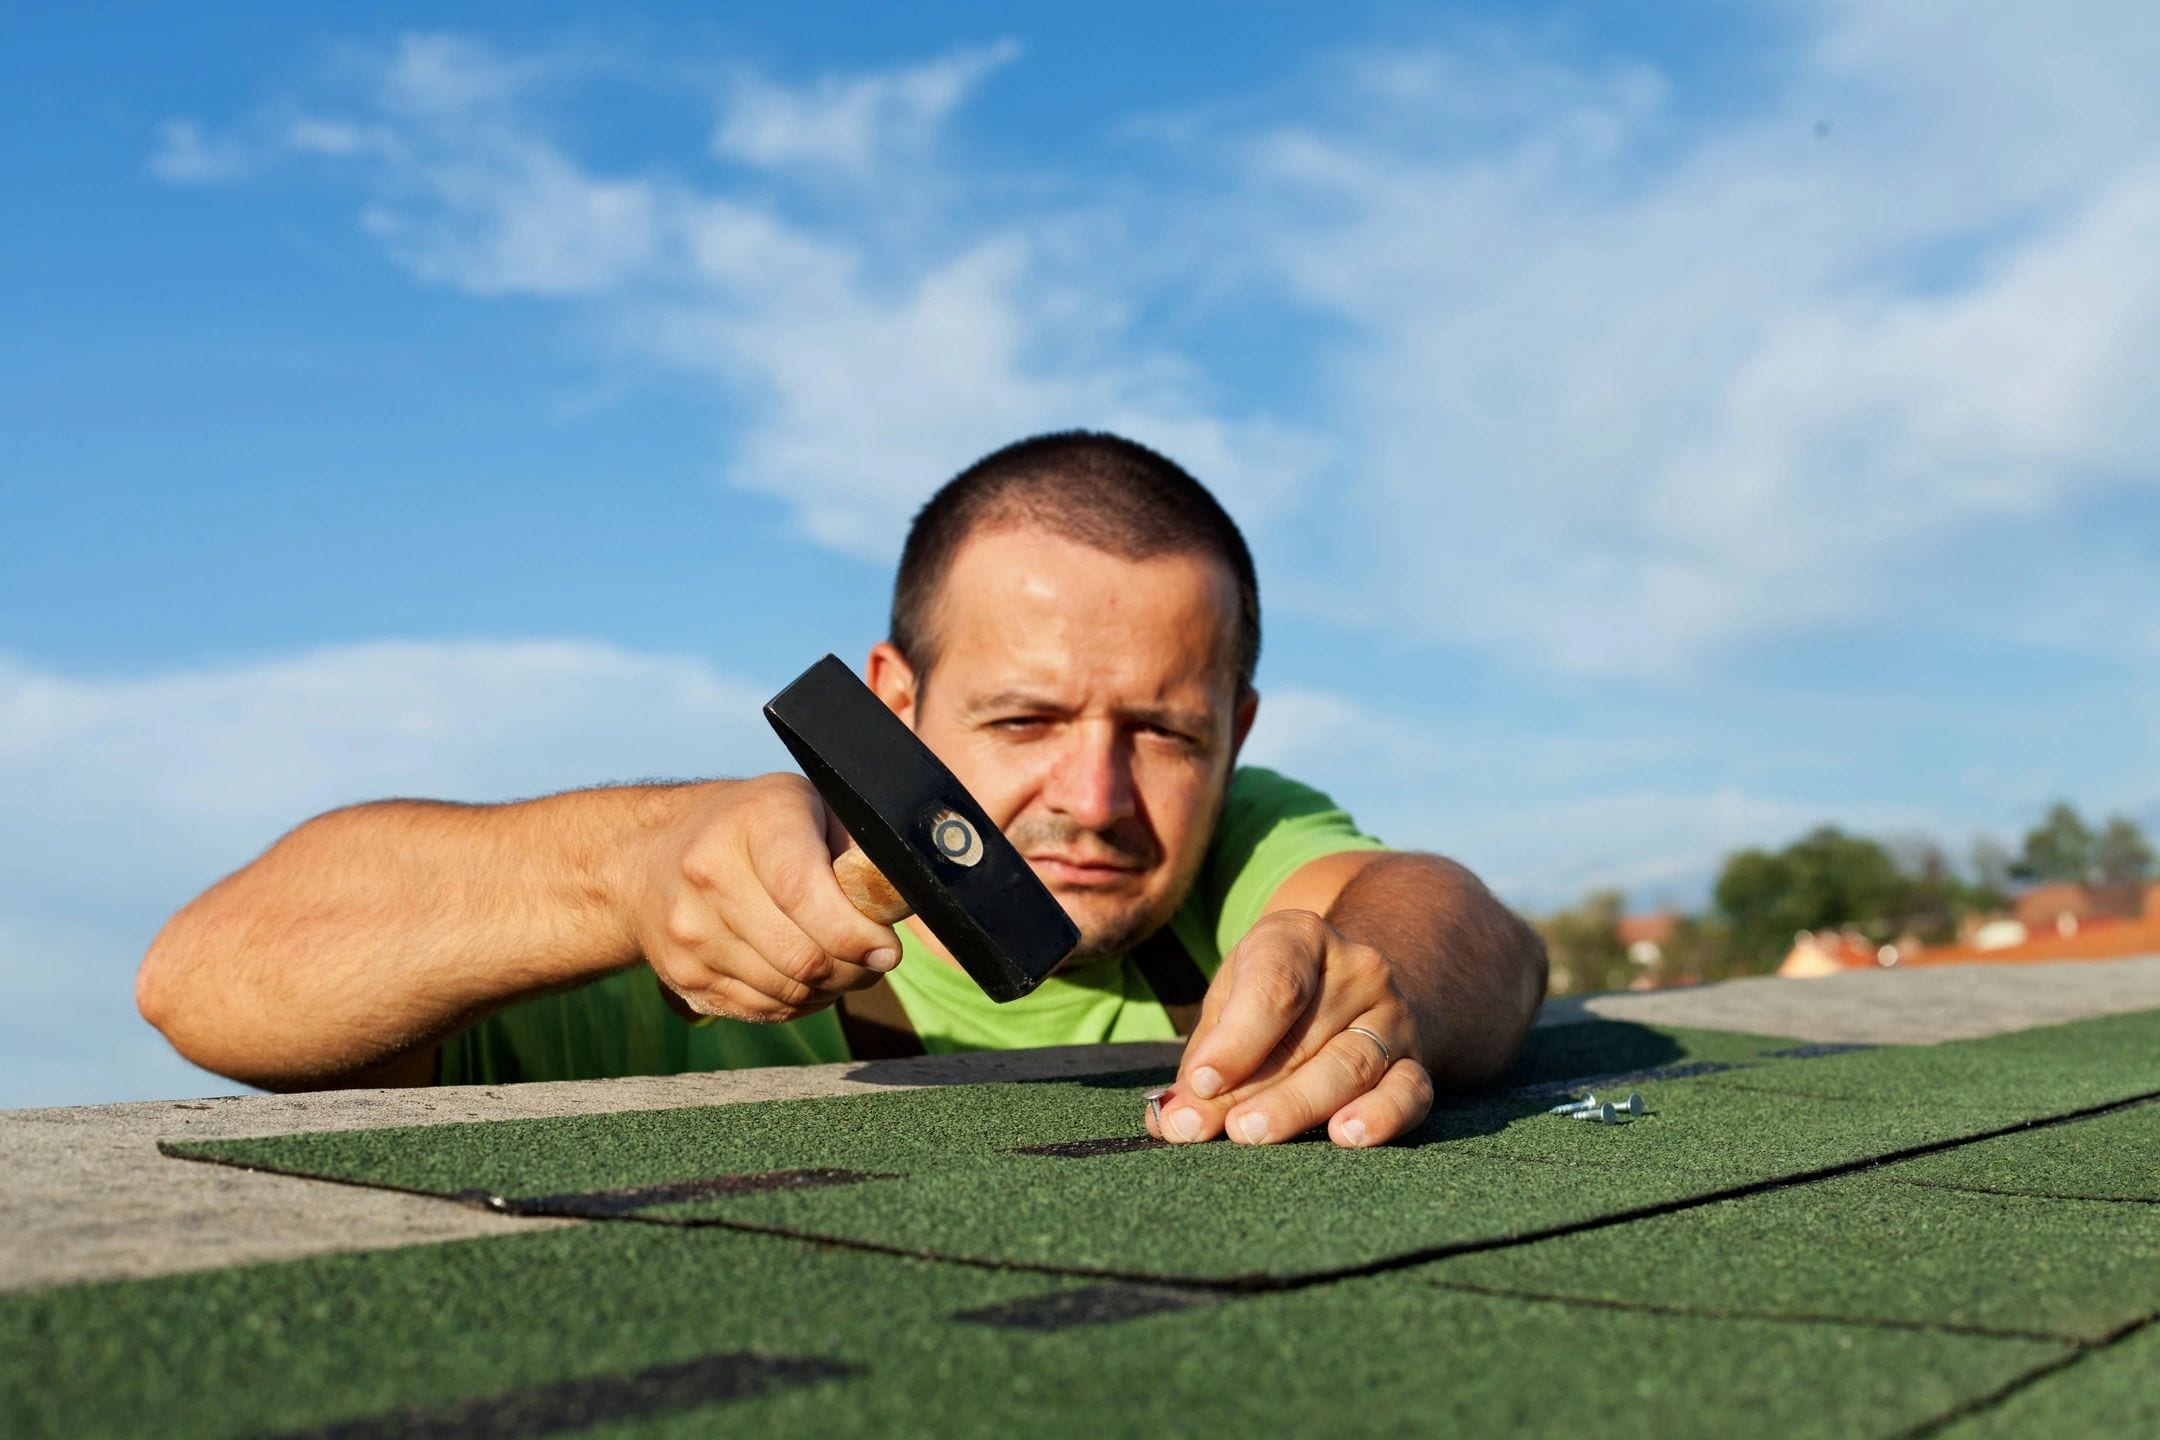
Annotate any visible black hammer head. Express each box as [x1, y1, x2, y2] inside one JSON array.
[[765, 655, 1079, 1002]]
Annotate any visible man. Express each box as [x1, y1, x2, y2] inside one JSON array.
[[138, 432, 1546, 1147]]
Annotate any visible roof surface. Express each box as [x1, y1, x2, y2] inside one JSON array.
[[6, 959, 2159, 1438]]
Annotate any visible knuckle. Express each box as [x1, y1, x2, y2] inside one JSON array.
[[763, 856, 816, 914], [1340, 939, 1386, 975], [662, 898, 710, 953], [766, 770, 815, 801], [783, 941, 838, 988], [1251, 964, 1313, 1018], [1328, 1042, 1381, 1093], [749, 771, 815, 818], [1403, 1062, 1436, 1107], [678, 849, 720, 890]]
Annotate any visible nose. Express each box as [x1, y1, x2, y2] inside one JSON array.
[[1043, 722, 1134, 832]]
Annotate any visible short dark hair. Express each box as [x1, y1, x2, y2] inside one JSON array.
[[891, 430, 1261, 696]]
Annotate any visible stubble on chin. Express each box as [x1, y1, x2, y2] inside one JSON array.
[[1062, 904, 1167, 966], [1054, 844, 1215, 966]]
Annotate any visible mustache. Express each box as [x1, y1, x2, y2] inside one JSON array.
[[1005, 815, 1161, 869]]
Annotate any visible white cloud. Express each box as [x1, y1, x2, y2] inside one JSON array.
[[147, 12, 2160, 674], [379, 31, 541, 118], [148, 113, 398, 190], [1232, 2, 2160, 676], [283, 116, 392, 158], [634, 232, 1317, 559], [147, 119, 254, 184], [0, 641, 790, 1108], [361, 146, 667, 297], [149, 32, 1310, 559], [713, 39, 1021, 176]]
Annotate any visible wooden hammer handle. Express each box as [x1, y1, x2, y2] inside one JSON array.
[[833, 845, 913, 926]]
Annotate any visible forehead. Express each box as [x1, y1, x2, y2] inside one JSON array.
[[925, 524, 1241, 706]]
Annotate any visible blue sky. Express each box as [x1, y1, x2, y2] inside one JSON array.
[[4, 1, 2156, 1107]]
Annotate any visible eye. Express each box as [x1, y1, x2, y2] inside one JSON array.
[[1140, 723, 1202, 752], [989, 716, 1052, 736]]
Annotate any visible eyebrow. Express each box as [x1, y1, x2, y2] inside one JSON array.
[[965, 691, 1217, 736]]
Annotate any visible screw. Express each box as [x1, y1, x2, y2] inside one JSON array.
[[1569, 1102, 1619, 1124], [1549, 1091, 1645, 1118]]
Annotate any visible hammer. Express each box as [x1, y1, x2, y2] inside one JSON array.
[[765, 655, 1079, 1002]]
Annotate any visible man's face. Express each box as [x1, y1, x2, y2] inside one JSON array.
[[868, 524, 1257, 965]]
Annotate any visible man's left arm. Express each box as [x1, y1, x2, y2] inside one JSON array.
[[1144, 851, 1548, 1148]]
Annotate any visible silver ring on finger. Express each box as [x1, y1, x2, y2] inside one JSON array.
[[1345, 1025, 1392, 1068]]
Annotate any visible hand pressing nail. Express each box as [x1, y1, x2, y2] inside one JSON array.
[[1141, 1084, 1209, 1144]]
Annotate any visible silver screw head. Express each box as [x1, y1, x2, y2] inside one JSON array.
[[1612, 1093, 1645, 1116], [1568, 1102, 1619, 1124]]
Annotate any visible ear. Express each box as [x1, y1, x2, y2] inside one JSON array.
[[1229, 688, 1259, 763], [865, 642, 920, 729]]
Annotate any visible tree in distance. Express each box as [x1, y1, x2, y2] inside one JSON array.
[[1707, 826, 2008, 976], [2094, 815, 2156, 887], [1713, 826, 1907, 973], [1544, 800, 2149, 995], [1535, 889, 1630, 997], [2014, 800, 2154, 887], [2016, 801, 2095, 884]]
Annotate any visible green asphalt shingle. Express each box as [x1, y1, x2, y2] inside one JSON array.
[[1883, 1100, 2160, 1203], [0, 1223, 2070, 1440], [163, 1012, 2160, 1284], [13, 1008, 2155, 1436], [1418, 1170, 2160, 1342], [1933, 1322, 2160, 1438], [1692, 1011, 2160, 1112]]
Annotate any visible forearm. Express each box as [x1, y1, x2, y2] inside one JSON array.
[[137, 783, 702, 1090], [1324, 852, 1548, 1088]]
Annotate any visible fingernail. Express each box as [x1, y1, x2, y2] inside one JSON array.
[[866, 947, 899, 972], [1340, 1118, 1368, 1148], [1190, 1066, 1223, 1100], [1168, 1107, 1202, 1143], [1236, 1112, 1269, 1144]]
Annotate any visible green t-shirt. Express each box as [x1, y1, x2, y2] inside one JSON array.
[[438, 766, 1384, 1084]]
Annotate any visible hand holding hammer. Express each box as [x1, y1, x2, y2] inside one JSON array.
[[642, 656, 1076, 1024]]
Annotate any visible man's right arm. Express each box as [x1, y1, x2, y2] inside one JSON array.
[[136, 776, 901, 1092]]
